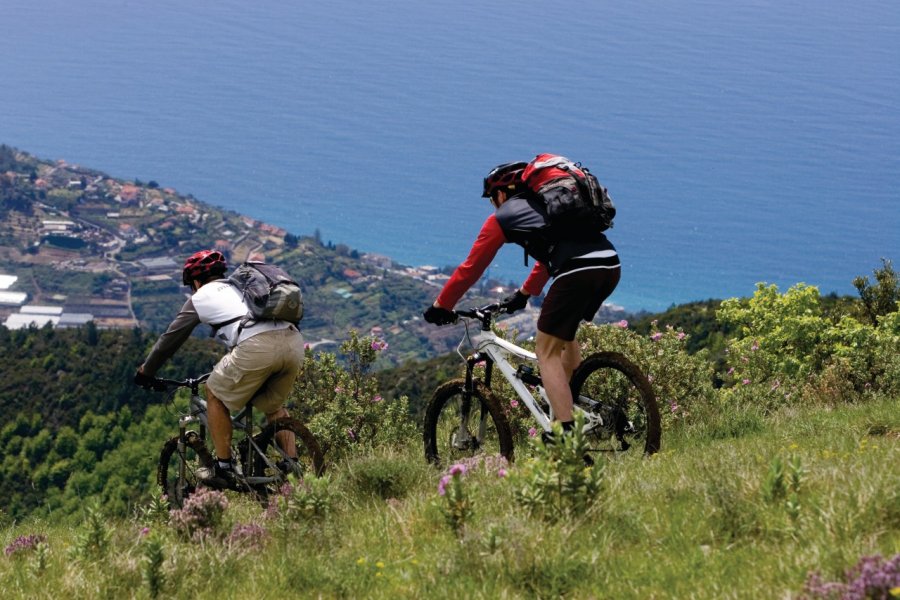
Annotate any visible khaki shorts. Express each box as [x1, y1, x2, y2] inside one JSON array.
[[206, 326, 305, 414]]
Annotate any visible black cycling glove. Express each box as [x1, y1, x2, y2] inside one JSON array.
[[501, 290, 530, 314], [134, 370, 166, 392], [423, 305, 457, 326]]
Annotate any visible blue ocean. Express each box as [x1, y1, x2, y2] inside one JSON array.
[[1, 0, 897, 311]]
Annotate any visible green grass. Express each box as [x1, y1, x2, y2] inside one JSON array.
[[2, 396, 898, 599]]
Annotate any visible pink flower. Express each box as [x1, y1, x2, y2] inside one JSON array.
[[371, 395, 383, 403], [528, 427, 538, 437], [509, 399, 519, 408], [727, 367, 735, 375], [751, 341, 759, 351], [449, 463, 467, 476], [651, 333, 663, 342], [669, 400, 679, 413], [615, 320, 629, 328], [497, 468, 508, 478], [371, 340, 389, 351], [140, 527, 150, 536], [438, 475, 451, 496], [347, 428, 357, 441], [677, 332, 686, 341], [742, 379, 751, 385]]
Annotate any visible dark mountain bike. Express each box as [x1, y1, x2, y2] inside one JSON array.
[[423, 303, 661, 465], [151, 373, 324, 507]]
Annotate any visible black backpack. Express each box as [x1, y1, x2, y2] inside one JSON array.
[[520, 154, 616, 235], [212, 261, 303, 343]]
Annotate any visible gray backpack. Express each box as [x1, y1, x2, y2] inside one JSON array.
[[212, 261, 303, 341]]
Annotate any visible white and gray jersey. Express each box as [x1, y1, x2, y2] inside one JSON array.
[[141, 279, 292, 377]]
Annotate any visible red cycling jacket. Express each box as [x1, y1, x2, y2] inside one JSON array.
[[435, 214, 550, 309]]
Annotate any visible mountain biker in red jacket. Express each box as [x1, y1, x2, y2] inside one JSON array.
[[424, 161, 620, 434]]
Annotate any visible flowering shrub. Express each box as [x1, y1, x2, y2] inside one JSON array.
[[718, 283, 900, 409], [168, 487, 229, 540], [803, 553, 900, 599], [226, 523, 269, 552], [267, 474, 334, 523], [291, 331, 416, 460], [438, 463, 472, 536], [4, 534, 47, 558]]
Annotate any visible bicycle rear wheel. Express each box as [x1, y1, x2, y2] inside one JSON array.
[[242, 417, 325, 494], [157, 431, 213, 508], [569, 352, 661, 456], [423, 378, 514, 466]]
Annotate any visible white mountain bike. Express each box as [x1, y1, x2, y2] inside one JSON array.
[[423, 303, 661, 465]]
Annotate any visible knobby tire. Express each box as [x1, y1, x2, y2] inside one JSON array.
[[569, 351, 661, 455], [423, 378, 514, 466]]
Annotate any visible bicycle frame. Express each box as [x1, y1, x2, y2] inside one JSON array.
[[464, 327, 554, 432], [165, 375, 285, 487], [457, 305, 606, 435]]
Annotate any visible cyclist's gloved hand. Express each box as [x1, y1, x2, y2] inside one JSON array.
[[500, 290, 530, 314], [134, 370, 166, 392], [423, 305, 457, 326]]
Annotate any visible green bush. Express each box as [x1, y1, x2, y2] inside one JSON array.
[[345, 450, 428, 501], [717, 283, 900, 410], [291, 331, 416, 461]]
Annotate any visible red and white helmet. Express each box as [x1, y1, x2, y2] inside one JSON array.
[[182, 250, 227, 285]]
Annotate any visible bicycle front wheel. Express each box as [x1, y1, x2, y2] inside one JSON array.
[[157, 431, 213, 508], [570, 352, 661, 456], [423, 378, 514, 466]]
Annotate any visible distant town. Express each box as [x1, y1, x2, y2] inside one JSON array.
[[1, 146, 627, 360]]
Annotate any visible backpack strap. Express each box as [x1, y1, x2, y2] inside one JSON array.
[[208, 314, 256, 346]]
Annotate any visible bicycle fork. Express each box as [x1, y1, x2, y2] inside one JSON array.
[[452, 353, 493, 451]]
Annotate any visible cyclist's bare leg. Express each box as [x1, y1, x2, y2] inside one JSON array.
[[535, 331, 575, 423], [266, 407, 297, 459], [562, 340, 582, 382], [206, 387, 233, 460]]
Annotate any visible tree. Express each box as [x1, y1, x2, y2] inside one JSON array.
[[853, 258, 899, 326]]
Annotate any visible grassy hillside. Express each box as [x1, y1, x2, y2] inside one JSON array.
[[1, 396, 897, 598]]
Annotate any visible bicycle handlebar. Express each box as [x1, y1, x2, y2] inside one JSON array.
[[147, 373, 211, 392], [454, 302, 506, 328]]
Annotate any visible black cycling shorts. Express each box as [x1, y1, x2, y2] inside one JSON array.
[[536, 266, 621, 341]]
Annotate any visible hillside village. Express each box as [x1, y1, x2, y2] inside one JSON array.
[[0, 147, 569, 359]]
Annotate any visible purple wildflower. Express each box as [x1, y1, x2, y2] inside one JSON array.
[[437, 475, 451, 496], [226, 523, 269, 550], [804, 553, 900, 599], [448, 463, 467, 477], [528, 427, 538, 437], [615, 320, 629, 328], [651, 332, 663, 342], [4, 534, 47, 557], [742, 379, 751, 385], [497, 468, 508, 478], [509, 399, 519, 408]]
